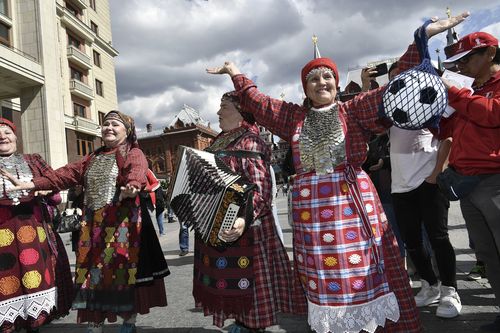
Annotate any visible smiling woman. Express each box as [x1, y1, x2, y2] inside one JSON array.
[[0, 118, 73, 333], [1, 111, 170, 333], [206, 12, 470, 333]]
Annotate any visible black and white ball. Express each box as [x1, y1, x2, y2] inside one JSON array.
[[382, 69, 447, 129]]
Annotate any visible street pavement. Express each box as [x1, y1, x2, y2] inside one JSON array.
[[42, 198, 498, 332]]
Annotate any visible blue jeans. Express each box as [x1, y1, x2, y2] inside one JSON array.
[[179, 221, 189, 251], [156, 211, 165, 235]]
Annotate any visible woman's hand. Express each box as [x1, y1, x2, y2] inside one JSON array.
[[361, 67, 377, 92], [220, 217, 246, 242], [119, 183, 140, 201], [0, 168, 35, 191], [426, 11, 470, 38], [206, 61, 242, 77], [369, 158, 384, 172]]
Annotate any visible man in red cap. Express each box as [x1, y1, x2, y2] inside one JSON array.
[[440, 31, 500, 332]]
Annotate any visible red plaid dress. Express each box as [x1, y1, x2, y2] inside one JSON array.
[[0, 154, 73, 333], [231, 45, 423, 333], [33, 146, 168, 324], [193, 123, 307, 329]]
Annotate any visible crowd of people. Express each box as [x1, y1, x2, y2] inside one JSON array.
[[0, 9, 498, 333]]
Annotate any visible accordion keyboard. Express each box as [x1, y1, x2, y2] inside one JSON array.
[[218, 203, 240, 240]]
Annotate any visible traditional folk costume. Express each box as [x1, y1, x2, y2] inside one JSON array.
[[193, 121, 307, 330], [229, 44, 424, 333], [29, 112, 169, 328], [0, 119, 72, 332]]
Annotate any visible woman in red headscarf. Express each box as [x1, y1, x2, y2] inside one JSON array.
[[2, 111, 169, 333], [207, 14, 468, 333], [0, 118, 73, 333]]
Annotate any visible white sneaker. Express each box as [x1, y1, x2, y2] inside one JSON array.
[[436, 285, 462, 318], [414, 280, 441, 307]]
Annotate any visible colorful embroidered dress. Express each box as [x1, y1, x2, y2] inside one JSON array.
[[230, 45, 423, 333], [0, 154, 61, 333], [32, 145, 169, 324], [193, 122, 307, 329]]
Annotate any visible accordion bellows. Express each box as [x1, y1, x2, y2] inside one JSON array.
[[167, 146, 254, 247]]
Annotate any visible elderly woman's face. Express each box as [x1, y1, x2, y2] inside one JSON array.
[[306, 69, 337, 107], [217, 99, 243, 132], [101, 119, 127, 148], [0, 125, 17, 155]]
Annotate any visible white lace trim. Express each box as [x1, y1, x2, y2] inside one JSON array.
[[308, 292, 400, 333], [0, 287, 57, 325]]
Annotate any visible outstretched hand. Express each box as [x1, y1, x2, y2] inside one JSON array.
[[119, 183, 140, 201], [0, 168, 35, 191], [426, 11, 470, 38], [206, 61, 241, 77]]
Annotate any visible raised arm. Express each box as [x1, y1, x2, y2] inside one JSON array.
[[207, 62, 304, 141], [345, 11, 470, 134], [445, 86, 500, 127]]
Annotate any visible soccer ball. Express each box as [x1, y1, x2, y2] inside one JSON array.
[[382, 69, 447, 129]]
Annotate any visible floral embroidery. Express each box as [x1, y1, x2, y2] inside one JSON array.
[[238, 256, 250, 269], [216, 257, 228, 269], [328, 281, 341, 292], [19, 248, 39, 266], [324, 257, 338, 267], [22, 270, 42, 289], [0, 229, 14, 247], [349, 254, 362, 265], [322, 233, 334, 243], [17, 226, 36, 244], [352, 279, 365, 290], [238, 278, 250, 289], [0, 276, 20, 295]]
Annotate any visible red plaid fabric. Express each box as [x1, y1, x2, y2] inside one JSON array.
[[230, 44, 422, 332], [195, 124, 307, 329]]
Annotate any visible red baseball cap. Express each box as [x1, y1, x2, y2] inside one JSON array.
[[443, 31, 498, 64]]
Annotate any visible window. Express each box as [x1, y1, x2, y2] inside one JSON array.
[[68, 33, 82, 49], [65, 2, 82, 20], [70, 66, 84, 81], [89, 0, 96, 11], [93, 50, 101, 67], [98, 111, 105, 125], [95, 79, 103, 96], [0, 22, 10, 46], [0, 0, 8, 16], [73, 102, 86, 117], [76, 134, 94, 156], [90, 21, 99, 36]]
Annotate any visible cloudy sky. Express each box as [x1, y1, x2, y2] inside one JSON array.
[[108, 0, 500, 133]]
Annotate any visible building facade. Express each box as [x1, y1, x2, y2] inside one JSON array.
[[137, 105, 218, 182], [0, 0, 118, 166]]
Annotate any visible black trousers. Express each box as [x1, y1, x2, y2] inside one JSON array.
[[392, 181, 457, 288]]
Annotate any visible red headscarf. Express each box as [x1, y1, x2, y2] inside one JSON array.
[[301, 58, 340, 93], [0, 118, 16, 134]]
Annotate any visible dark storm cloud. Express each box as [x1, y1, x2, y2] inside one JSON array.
[[109, 0, 500, 129]]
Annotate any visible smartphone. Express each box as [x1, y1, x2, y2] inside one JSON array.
[[370, 63, 388, 77]]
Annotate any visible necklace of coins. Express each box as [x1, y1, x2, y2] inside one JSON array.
[[298, 104, 346, 175], [206, 127, 247, 153], [0, 154, 33, 204]]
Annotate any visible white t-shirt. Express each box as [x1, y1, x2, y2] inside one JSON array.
[[390, 127, 439, 193]]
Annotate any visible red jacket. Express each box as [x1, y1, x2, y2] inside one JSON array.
[[438, 70, 500, 175]]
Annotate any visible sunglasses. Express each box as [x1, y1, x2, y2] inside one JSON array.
[[456, 48, 487, 64]]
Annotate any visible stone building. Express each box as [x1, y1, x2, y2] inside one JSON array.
[[0, 0, 118, 166], [137, 104, 218, 181]]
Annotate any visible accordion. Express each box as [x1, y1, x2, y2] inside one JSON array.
[[167, 146, 254, 247]]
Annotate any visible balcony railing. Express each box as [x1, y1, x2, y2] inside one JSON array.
[[69, 79, 94, 100], [67, 45, 91, 69], [57, 4, 94, 42]]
